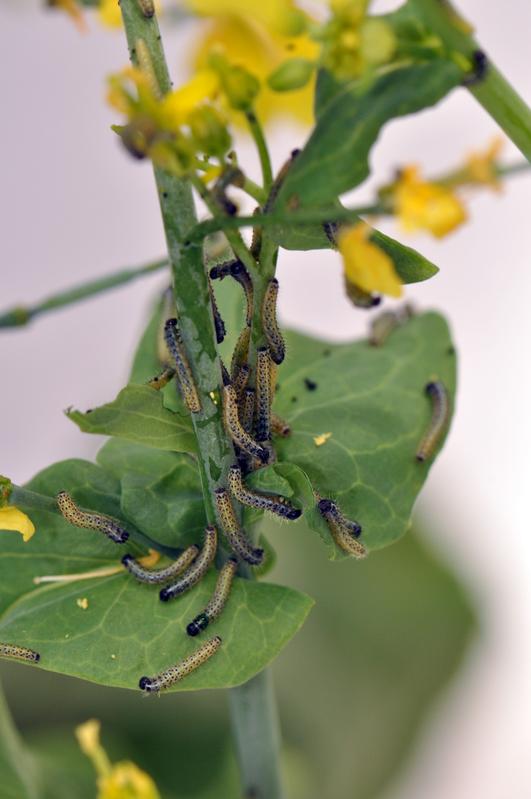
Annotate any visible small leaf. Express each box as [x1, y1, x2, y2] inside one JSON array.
[[67, 385, 196, 453]]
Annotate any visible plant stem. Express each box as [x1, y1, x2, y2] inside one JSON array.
[[118, 6, 286, 798], [246, 110, 274, 190], [0, 257, 168, 329], [409, 0, 531, 161], [229, 669, 285, 799]]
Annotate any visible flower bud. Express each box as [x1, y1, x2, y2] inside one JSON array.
[[267, 58, 315, 92], [188, 106, 231, 158]]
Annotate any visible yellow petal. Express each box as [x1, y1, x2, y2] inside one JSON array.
[[160, 70, 220, 129], [394, 166, 467, 238], [98, 762, 161, 799], [465, 136, 504, 190], [98, 0, 122, 29], [338, 223, 403, 298], [76, 719, 102, 758], [0, 507, 36, 542]]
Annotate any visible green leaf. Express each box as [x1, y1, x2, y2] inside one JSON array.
[[2, 458, 312, 691], [273, 60, 461, 211], [271, 312, 456, 557], [314, 67, 344, 119], [67, 384, 196, 453]]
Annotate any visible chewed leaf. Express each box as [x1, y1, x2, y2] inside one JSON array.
[[272, 312, 456, 558]]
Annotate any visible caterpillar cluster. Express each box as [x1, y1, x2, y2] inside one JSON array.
[[139, 636, 222, 693], [416, 380, 450, 462], [56, 492, 129, 544], [187, 558, 238, 637]]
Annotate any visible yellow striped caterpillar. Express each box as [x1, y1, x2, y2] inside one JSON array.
[[163, 318, 202, 413], [0, 643, 40, 663], [56, 492, 129, 544], [159, 526, 217, 602], [122, 545, 199, 585], [255, 347, 272, 442], [233, 363, 250, 399], [262, 279, 285, 365], [369, 304, 414, 346], [146, 366, 175, 391], [137, 0, 155, 17], [210, 260, 254, 328], [317, 498, 366, 558], [271, 413, 291, 437], [213, 488, 264, 565], [228, 465, 301, 521], [222, 382, 269, 464], [135, 38, 161, 99], [240, 388, 255, 434], [186, 557, 238, 637], [138, 636, 222, 693], [230, 325, 251, 381], [416, 380, 450, 462]]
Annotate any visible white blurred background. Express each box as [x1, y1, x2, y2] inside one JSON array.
[[1, 1, 530, 796]]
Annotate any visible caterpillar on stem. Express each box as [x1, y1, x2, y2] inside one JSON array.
[[159, 527, 217, 602], [240, 388, 255, 433], [137, 0, 155, 17], [0, 643, 40, 663], [122, 545, 199, 585], [317, 498, 366, 558], [146, 366, 175, 391], [210, 260, 254, 328], [222, 382, 269, 464], [135, 38, 161, 99], [214, 488, 264, 565], [262, 279, 285, 365], [56, 492, 129, 544], [416, 380, 450, 462], [233, 363, 250, 399], [157, 287, 175, 366], [255, 347, 272, 442], [228, 465, 301, 521], [230, 325, 251, 381], [138, 636, 222, 693], [186, 557, 238, 637], [209, 281, 226, 344], [163, 318, 202, 413]]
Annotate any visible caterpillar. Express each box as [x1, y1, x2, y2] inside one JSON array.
[[122, 545, 199, 585], [228, 465, 301, 521], [416, 380, 450, 462], [463, 50, 488, 86], [262, 149, 300, 214], [159, 526, 217, 602], [135, 38, 161, 99], [369, 304, 414, 347], [146, 366, 175, 391], [317, 498, 366, 558], [212, 166, 245, 216], [233, 363, 250, 399], [138, 636, 222, 693], [240, 388, 255, 433], [250, 207, 262, 259], [209, 283, 226, 345], [0, 643, 40, 663], [230, 325, 251, 381], [137, 0, 155, 17], [255, 347, 272, 442], [213, 487, 264, 565], [163, 318, 202, 413], [262, 279, 285, 365], [186, 558, 238, 637], [345, 279, 381, 309], [271, 413, 291, 437], [157, 287, 176, 366], [222, 383, 269, 464], [56, 492, 129, 544], [210, 260, 254, 330]]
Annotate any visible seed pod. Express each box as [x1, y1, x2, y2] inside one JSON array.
[[138, 636, 222, 693], [228, 465, 301, 521], [317, 498, 366, 558], [416, 380, 450, 462], [56, 492, 129, 544], [163, 318, 202, 413], [186, 558, 238, 637], [159, 526, 217, 602], [262, 279, 285, 365], [213, 487, 264, 565], [122, 545, 199, 585], [222, 383, 269, 464], [0, 643, 40, 663]]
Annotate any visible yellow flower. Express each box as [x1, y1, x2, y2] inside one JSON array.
[[98, 0, 122, 28], [47, 0, 87, 32], [188, 2, 318, 124], [338, 222, 402, 298], [0, 507, 35, 542], [76, 720, 160, 799], [464, 136, 503, 191], [159, 70, 220, 128], [394, 166, 467, 238]]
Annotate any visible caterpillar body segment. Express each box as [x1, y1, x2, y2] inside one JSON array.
[[146, 366, 175, 391], [317, 498, 366, 558], [213, 488, 264, 565], [228, 465, 301, 521], [138, 636, 222, 693], [233, 363, 250, 399], [209, 282, 226, 344], [416, 380, 450, 462], [271, 413, 291, 437], [56, 492, 129, 544], [135, 38, 161, 99], [240, 388, 255, 433], [255, 347, 272, 442], [159, 527, 217, 602], [230, 325, 251, 380], [186, 557, 238, 637], [0, 643, 40, 663], [163, 318, 202, 413], [222, 384, 269, 464], [137, 0, 155, 17], [157, 287, 175, 366], [122, 545, 199, 585], [262, 279, 285, 365], [369, 304, 414, 346]]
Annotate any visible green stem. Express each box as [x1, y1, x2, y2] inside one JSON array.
[[229, 670, 285, 799], [409, 0, 531, 160], [0, 682, 40, 799], [0, 257, 168, 329], [245, 110, 274, 189]]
